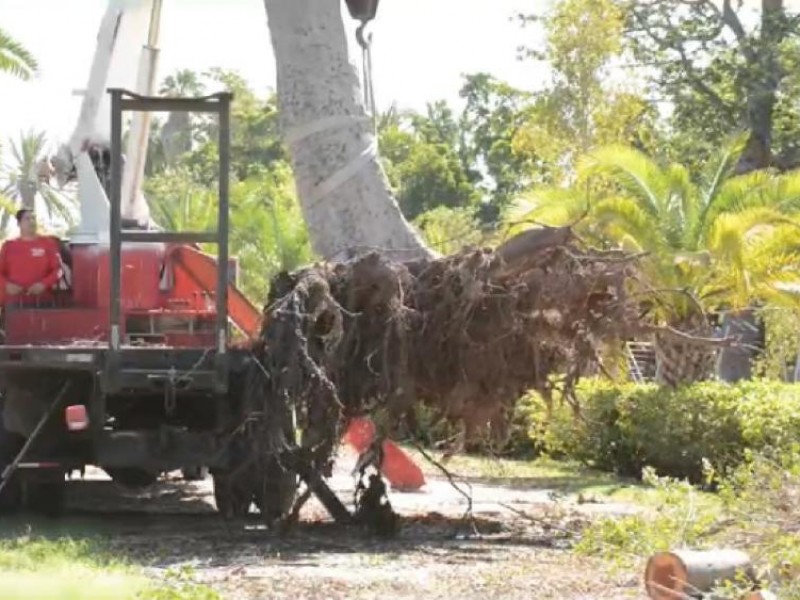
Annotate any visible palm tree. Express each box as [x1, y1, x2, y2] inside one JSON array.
[[0, 28, 37, 80], [509, 141, 800, 385], [157, 70, 206, 168], [2, 131, 76, 231]]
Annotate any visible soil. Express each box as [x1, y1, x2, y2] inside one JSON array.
[[12, 449, 648, 600]]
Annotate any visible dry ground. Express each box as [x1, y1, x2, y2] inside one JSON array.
[[0, 448, 650, 599]]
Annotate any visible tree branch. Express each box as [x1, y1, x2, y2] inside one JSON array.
[[630, 7, 738, 124], [720, 0, 757, 62], [648, 324, 735, 347]]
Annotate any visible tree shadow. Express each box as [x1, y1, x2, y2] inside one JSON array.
[[0, 474, 577, 573]]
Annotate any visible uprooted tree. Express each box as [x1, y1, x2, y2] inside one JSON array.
[[251, 1, 702, 524], [237, 227, 657, 511]]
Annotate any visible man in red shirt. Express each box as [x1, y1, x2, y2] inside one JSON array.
[[0, 209, 62, 306]]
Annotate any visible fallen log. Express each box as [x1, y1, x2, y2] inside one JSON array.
[[644, 549, 755, 600]]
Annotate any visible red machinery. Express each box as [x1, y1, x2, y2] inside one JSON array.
[[0, 89, 295, 519]]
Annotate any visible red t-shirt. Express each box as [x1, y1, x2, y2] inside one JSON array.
[[0, 236, 62, 304]]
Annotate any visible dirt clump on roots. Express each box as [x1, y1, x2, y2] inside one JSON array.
[[247, 226, 646, 474]]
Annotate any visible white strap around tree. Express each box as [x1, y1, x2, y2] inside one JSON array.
[[284, 115, 370, 146], [306, 141, 379, 207]]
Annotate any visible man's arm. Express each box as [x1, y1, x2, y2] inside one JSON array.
[[38, 241, 62, 288], [0, 243, 23, 293], [0, 243, 14, 283]]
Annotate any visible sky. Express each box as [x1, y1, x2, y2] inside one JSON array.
[[0, 0, 545, 149]]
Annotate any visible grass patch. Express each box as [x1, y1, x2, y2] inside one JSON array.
[[0, 530, 219, 600], [406, 450, 679, 506], [577, 456, 800, 598]]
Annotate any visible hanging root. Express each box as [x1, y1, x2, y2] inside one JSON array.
[[248, 226, 648, 483]]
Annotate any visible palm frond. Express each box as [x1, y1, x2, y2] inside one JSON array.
[[506, 187, 587, 231], [0, 28, 38, 81], [698, 133, 746, 209], [578, 144, 666, 220], [706, 169, 800, 221], [592, 196, 662, 252]]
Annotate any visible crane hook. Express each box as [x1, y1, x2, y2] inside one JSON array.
[[355, 20, 377, 132], [355, 21, 371, 51]]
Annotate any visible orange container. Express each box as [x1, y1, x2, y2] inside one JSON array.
[[343, 417, 425, 491]]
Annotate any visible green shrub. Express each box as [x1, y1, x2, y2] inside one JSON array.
[[525, 379, 800, 481], [576, 467, 719, 561], [579, 453, 800, 598]]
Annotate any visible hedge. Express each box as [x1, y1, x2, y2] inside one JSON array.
[[524, 379, 800, 481]]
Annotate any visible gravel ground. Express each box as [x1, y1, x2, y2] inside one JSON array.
[[8, 449, 648, 599]]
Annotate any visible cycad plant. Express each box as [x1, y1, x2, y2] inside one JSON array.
[[509, 140, 800, 384]]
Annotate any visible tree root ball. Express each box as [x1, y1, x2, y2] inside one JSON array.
[[252, 226, 645, 464]]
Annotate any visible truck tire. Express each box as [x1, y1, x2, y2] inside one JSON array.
[[212, 470, 252, 518], [255, 457, 298, 524], [254, 401, 298, 524]]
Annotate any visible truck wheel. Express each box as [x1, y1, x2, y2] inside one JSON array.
[[24, 479, 66, 518], [254, 403, 298, 524], [181, 466, 209, 481], [212, 471, 252, 518], [255, 458, 298, 524]]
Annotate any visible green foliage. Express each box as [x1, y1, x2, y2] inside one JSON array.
[[378, 77, 534, 222], [626, 0, 800, 171], [139, 566, 220, 600], [144, 70, 312, 302], [715, 453, 800, 596], [527, 379, 800, 481], [145, 163, 311, 302], [0, 27, 37, 81], [412, 206, 482, 255], [514, 0, 660, 184], [509, 142, 800, 323], [580, 452, 800, 597], [228, 165, 313, 300], [753, 309, 800, 380], [458, 74, 535, 218], [379, 103, 479, 220], [0, 536, 217, 600], [576, 467, 718, 561]]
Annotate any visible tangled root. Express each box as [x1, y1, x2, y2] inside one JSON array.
[[251, 226, 645, 468]]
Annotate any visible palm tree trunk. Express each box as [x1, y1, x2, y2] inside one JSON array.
[[654, 314, 717, 387], [18, 179, 35, 211], [263, 0, 431, 262]]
